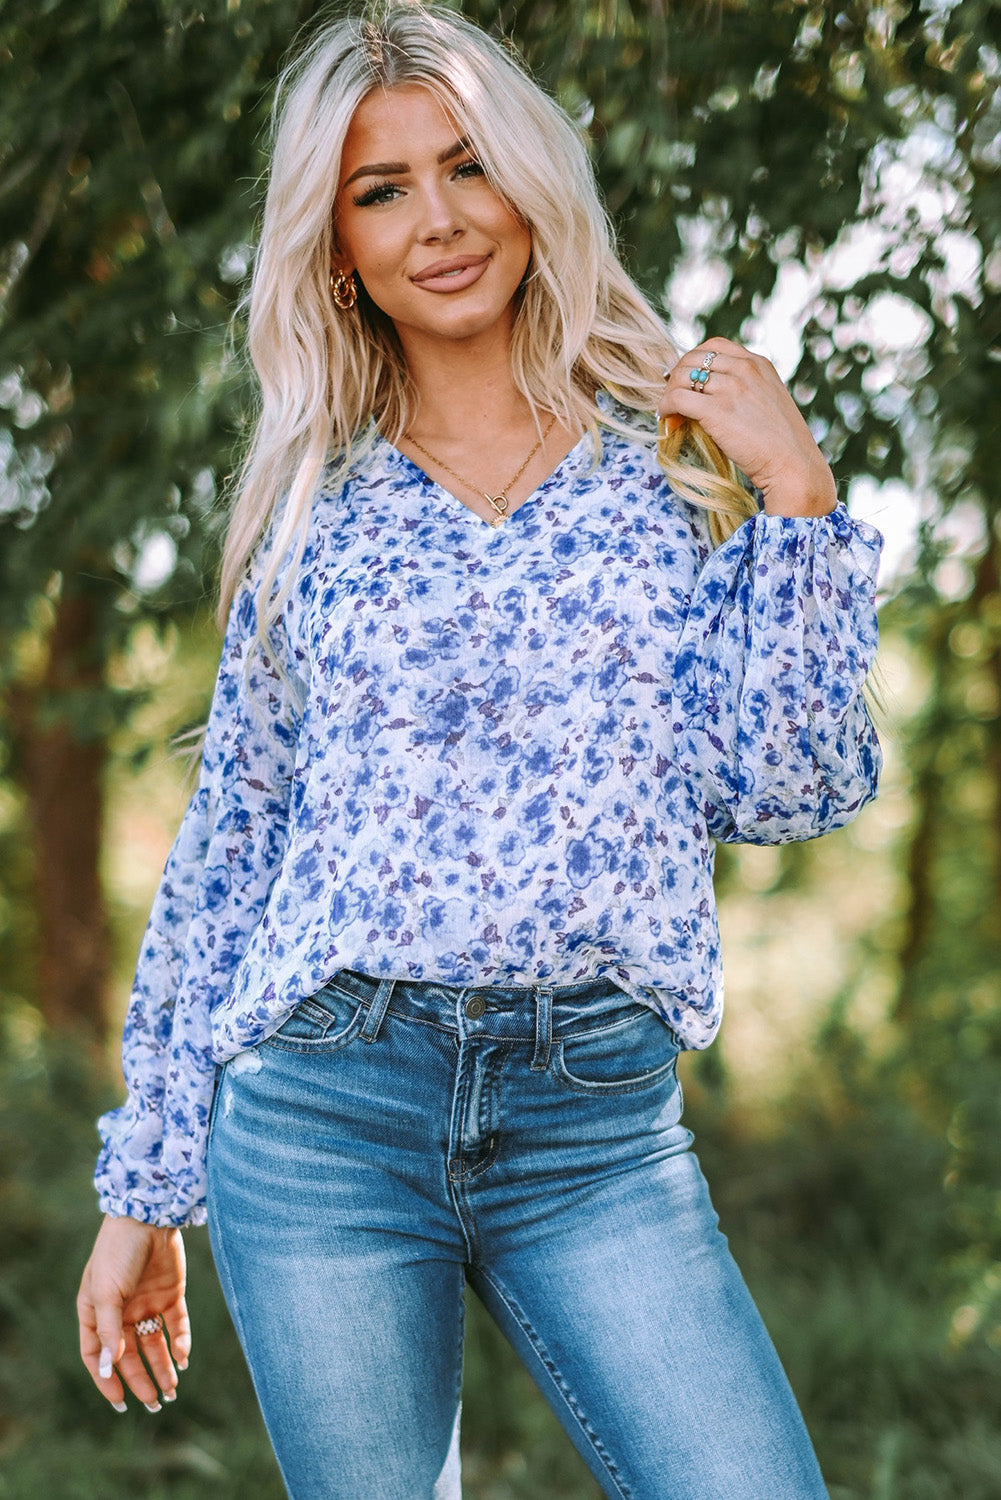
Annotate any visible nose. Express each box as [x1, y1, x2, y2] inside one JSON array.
[[416, 181, 465, 245]]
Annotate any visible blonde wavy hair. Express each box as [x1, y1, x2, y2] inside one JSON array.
[[219, 0, 886, 724]]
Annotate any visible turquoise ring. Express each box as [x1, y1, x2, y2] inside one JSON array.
[[689, 351, 717, 391]]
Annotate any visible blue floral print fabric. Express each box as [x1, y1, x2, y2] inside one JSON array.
[[94, 400, 884, 1226]]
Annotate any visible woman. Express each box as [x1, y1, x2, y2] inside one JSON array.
[[77, 4, 883, 1496]]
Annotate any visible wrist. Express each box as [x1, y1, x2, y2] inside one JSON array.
[[102, 1212, 165, 1234], [760, 462, 838, 518]]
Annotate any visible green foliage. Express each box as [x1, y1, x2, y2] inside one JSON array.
[[0, 0, 300, 651]]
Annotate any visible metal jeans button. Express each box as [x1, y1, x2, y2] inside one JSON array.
[[464, 995, 487, 1018]]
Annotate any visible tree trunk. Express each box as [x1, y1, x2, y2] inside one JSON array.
[[10, 586, 109, 1037]]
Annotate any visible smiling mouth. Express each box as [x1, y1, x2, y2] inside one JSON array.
[[411, 255, 491, 291]]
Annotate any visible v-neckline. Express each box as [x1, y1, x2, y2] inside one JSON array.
[[377, 425, 593, 533]]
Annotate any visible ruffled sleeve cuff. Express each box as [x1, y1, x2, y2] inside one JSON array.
[[672, 499, 884, 845]]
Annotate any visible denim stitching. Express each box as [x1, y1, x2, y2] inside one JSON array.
[[262, 1005, 368, 1054], [554, 1008, 677, 1042], [359, 1007, 651, 1046], [473, 1264, 635, 1500], [359, 976, 395, 1042], [446, 1055, 505, 1185], [206, 1131, 301, 1498], [552, 1043, 681, 1098], [531, 985, 553, 1071]]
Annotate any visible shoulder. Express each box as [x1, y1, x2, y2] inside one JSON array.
[[312, 424, 426, 525], [323, 422, 385, 491], [285, 430, 387, 556]]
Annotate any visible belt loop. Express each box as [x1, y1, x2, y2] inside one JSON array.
[[531, 985, 553, 1071], [360, 977, 395, 1043]]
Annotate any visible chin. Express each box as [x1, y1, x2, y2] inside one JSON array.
[[417, 298, 520, 343], [435, 315, 508, 341]]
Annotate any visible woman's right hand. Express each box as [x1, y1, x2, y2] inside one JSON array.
[[77, 1214, 191, 1412]]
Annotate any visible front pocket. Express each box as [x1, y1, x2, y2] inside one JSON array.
[[553, 1007, 682, 1096], [263, 977, 368, 1053]]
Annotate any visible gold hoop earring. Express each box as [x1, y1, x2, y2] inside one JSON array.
[[329, 268, 358, 311]]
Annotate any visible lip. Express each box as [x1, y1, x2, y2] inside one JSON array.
[[411, 253, 490, 291]]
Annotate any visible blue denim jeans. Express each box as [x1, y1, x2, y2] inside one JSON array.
[[205, 970, 828, 1500]]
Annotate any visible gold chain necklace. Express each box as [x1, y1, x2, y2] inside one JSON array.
[[403, 413, 559, 526]]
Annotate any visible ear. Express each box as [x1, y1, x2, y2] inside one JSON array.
[[329, 214, 353, 278]]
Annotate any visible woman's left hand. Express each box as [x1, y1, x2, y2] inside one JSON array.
[[658, 335, 837, 517]]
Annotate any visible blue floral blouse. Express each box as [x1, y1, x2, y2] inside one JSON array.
[[94, 399, 884, 1227]]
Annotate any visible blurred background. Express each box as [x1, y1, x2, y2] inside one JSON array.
[[1, 1, 999, 1495]]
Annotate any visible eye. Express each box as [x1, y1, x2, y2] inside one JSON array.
[[454, 158, 485, 180], [352, 180, 402, 207]]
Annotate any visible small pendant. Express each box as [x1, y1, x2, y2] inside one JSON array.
[[485, 492, 510, 519]]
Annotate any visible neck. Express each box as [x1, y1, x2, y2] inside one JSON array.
[[395, 321, 531, 441]]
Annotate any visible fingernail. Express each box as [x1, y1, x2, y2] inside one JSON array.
[[143, 1402, 162, 1413], [112, 1401, 127, 1413], [99, 1348, 113, 1380], [162, 1390, 177, 1402], [177, 1358, 188, 1371]]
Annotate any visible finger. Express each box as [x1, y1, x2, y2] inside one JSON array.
[[77, 1288, 128, 1410], [163, 1300, 192, 1373], [658, 363, 729, 421], [128, 1318, 180, 1405], [114, 1327, 169, 1411], [664, 349, 736, 390], [659, 347, 731, 431], [93, 1293, 126, 1387], [659, 413, 686, 435]]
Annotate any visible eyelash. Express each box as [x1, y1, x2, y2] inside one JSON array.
[[352, 158, 485, 207]]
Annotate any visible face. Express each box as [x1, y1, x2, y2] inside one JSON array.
[[333, 83, 533, 353]]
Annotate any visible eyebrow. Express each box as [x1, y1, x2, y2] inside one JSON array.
[[342, 137, 473, 188]]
